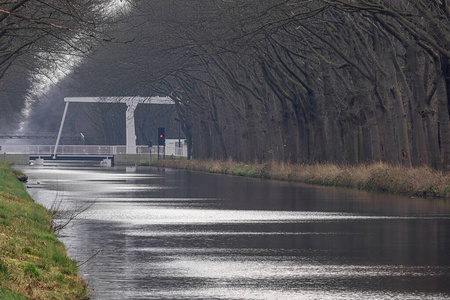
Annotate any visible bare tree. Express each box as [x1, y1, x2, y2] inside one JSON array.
[[21, 0, 450, 171]]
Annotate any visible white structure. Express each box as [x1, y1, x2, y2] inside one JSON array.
[[165, 138, 187, 157], [53, 96, 174, 158]]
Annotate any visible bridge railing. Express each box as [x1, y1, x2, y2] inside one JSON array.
[[0, 145, 163, 156], [1, 144, 186, 157], [0, 145, 54, 155]]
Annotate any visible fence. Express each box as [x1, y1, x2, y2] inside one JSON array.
[[0, 145, 183, 156]]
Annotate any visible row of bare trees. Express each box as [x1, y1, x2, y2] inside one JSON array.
[[0, 0, 124, 131], [130, 0, 448, 171], [16, 0, 450, 171]]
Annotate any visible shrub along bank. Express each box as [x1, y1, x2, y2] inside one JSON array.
[[0, 161, 87, 299], [146, 159, 450, 199]]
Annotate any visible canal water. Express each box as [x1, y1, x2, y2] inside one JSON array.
[[18, 164, 450, 299]]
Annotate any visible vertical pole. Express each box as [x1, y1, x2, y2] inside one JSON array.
[[125, 101, 137, 154], [178, 122, 181, 157], [53, 102, 69, 159]]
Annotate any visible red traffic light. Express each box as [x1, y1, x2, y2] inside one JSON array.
[[158, 127, 165, 145]]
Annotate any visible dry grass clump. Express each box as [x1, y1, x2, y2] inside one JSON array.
[[148, 159, 450, 199], [362, 163, 450, 197]]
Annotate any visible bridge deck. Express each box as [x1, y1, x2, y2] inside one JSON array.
[[29, 155, 113, 161]]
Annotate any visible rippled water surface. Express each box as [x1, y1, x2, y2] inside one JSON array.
[[18, 164, 450, 299]]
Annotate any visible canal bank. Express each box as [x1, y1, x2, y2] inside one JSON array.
[[0, 161, 87, 299], [145, 159, 450, 199]]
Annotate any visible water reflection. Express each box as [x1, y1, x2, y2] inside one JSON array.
[[18, 165, 450, 300]]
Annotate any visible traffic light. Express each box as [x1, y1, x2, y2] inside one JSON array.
[[158, 127, 165, 146]]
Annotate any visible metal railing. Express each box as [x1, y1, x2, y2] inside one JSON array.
[[0, 144, 185, 157]]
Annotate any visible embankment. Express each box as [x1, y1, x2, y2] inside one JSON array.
[[0, 161, 87, 299], [146, 159, 450, 199]]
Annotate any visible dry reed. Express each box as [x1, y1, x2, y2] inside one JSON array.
[[146, 159, 450, 199]]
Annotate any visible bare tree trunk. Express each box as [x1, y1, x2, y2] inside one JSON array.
[[378, 96, 398, 163], [390, 53, 412, 166], [323, 65, 344, 163], [406, 46, 431, 166], [211, 96, 228, 160], [424, 111, 442, 170], [436, 57, 450, 172], [363, 94, 382, 162], [373, 27, 396, 163], [313, 91, 329, 162], [350, 118, 360, 164], [357, 125, 366, 162]]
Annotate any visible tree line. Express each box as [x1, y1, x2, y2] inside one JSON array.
[[127, 0, 448, 171], [3, 0, 450, 171]]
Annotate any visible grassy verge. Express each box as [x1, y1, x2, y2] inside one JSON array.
[[145, 159, 450, 199], [0, 161, 87, 299]]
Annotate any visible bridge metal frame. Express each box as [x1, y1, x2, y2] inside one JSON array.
[[54, 96, 174, 158], [0, 132, 80, 139]]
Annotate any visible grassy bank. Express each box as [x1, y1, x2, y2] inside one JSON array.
[[0, 161, 87, 299], [146, 159, 450, 199]]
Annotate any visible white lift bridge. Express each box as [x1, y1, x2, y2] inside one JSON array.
[[53, 96, 175, 158]]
